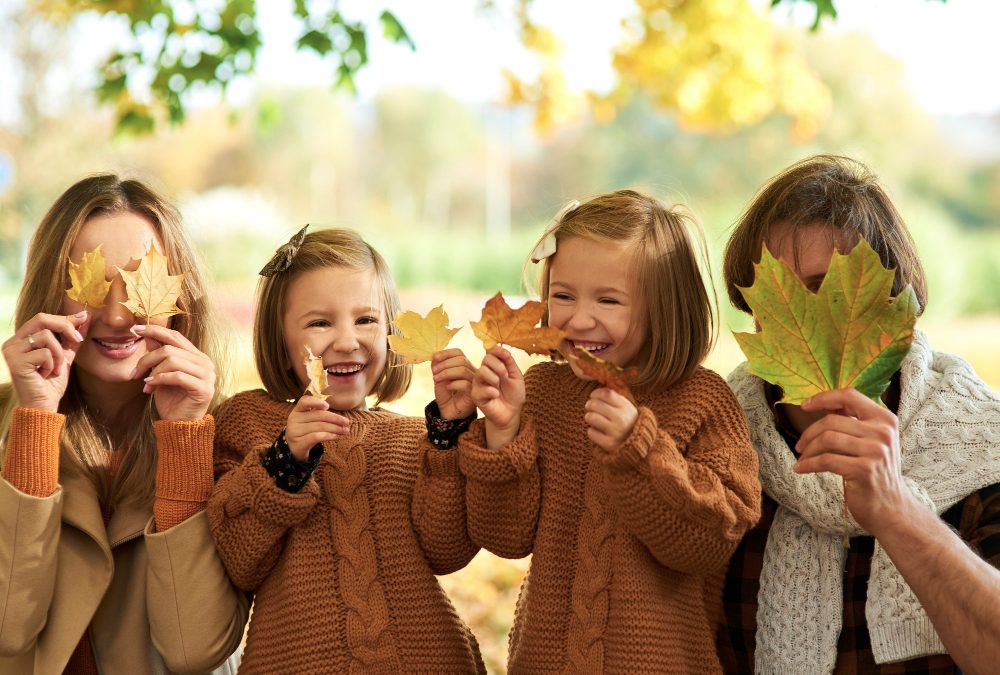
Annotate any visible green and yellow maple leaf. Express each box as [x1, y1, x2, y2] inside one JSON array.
[[735, 238, 918, 405], [118, 245, 185, 320], [388, 305, 461, 365], [66, 245, 112, 308]]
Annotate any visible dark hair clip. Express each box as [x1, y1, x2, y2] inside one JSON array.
[[259, 225, 309, 277]]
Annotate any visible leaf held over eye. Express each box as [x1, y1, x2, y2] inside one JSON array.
[[734, 238, 918, 405], [470, 291, 565, 356], [118, 245, 185, 320], [304, 346, 328, 397], [387, 305, 461, 365], [66, 245, 112, 308], [568, 347, 639, 404]]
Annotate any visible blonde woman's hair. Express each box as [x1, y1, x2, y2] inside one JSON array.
[[723, 154, 928, 316], [253, 228, 411, 404], [0, 173, 227, 508], [527, 189, 717, 394]]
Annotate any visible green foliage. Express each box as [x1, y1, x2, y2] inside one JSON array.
[[735, 239, 918, 405], [54, 0, 414, 135]]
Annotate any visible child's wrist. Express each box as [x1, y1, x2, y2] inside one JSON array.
[[485, 415, 520, 450]]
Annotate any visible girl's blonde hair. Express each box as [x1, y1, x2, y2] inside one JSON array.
[[723, 154, 928, 315], [0, 174, 227, 508], [528, 189, 717, 394], [254, 228, 411, 404]]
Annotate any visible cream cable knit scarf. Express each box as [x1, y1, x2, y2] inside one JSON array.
[[728, 330, 1000, 674]]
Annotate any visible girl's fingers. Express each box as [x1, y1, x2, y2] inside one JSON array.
[[587, 427, 615, 451], [290, 431, 341, 449], [476, 365, 501, 388], [291, 410, 351, 429], [289, 421, 350, 437], [295, 395, 331, 412], [18, 312, 88, 347], [135, 346, 208, 380], [23, 329, 66, 377], [800, 388, 893, 423]]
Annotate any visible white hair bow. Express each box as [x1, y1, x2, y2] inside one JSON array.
[[530, 199, 579, 263]]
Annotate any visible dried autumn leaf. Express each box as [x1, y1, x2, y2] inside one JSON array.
[[388, 305, 461, 365], [470, 292, 565, 356], [568, 347, 639, 404], [304, 346, 328, 397], [734, 238, 918, 405], [118, 245, 185, 320], [66, 245, 112, 308]]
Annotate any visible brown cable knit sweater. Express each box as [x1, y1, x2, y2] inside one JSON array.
[[438, 362, 761, 673], [208, 389, 485, 674]]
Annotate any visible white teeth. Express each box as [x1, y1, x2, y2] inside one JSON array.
[[326, 364, 364, 375], [573, 341, 608, 353], [95, 338, 138, 349]]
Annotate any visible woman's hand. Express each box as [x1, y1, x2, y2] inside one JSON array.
[[132, 324, 217, 422], [584, 388, 638, 452], [472, 346, 525, 450], [286, 395, 351, 461], [432, 348, 476, 420], [1, 311, 89, 413]]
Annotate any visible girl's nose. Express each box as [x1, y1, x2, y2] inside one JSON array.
[[565, 306, 596, 331], [331, 327, 361, 353]]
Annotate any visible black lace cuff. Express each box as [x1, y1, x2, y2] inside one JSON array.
[[425, 400, 477, 450], [262, 430, 324, 493]]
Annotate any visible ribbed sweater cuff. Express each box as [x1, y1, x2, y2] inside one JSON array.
[[1, 407, 64, 497], [599, 406, 661, 473], [423, 442, 461, 476], [458, 417, 537, 483], [154, 416, 214, 502]]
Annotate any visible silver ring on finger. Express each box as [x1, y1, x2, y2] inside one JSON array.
[[26, 333, 37, 349]]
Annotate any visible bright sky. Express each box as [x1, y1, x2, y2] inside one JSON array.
[[1, 0, 999, 124], [251, 0, 1000, 117]]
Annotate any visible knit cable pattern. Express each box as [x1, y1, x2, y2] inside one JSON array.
[[564, 461, 615, 673], [729, 330, 1000, 672], [324, 427, 402, 673]]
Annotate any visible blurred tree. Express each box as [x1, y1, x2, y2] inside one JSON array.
[[30, 0, 414, 135], [24, 0, 943, 139]]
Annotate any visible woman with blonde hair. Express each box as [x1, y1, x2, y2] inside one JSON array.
[[0, 174, 246, 674]]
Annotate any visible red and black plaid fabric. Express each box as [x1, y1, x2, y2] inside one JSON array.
[[717, 482, 1000, 674]]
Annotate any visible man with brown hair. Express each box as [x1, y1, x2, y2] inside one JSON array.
[[717, 154, 1000, 674]]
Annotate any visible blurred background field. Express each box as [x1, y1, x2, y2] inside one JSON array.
[[2, 0, 1000, 671]]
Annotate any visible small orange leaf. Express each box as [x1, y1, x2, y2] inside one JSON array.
[[118, 245, 185, 320], [568, 347, 639, 403], [66, 245, 112, 308], [470, 292, 565, 356], [388, 305, 461, 365], [304, 346, 328, 397]]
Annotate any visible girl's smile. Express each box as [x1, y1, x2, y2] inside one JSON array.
[[282, 265, 388, 411], [547, 236, 645, 378]]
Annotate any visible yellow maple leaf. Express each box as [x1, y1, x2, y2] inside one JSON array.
[[66, 245, 112, 308], [117, 245, 185, 320], [388, 305, 461, 365], [470, 292, 566, 356], [304, 346, 328, 397]]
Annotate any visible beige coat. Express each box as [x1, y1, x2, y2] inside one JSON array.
[[0, 453, 248, 675]]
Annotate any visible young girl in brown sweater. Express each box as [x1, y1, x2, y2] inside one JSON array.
[[418, 190, 762, 673], [207, 228, 484, 673]]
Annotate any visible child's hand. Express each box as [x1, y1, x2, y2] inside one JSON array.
[[585, 388, 638, 452], [432, 348, 475, 420], [286, 395, 351, 461], [472, 346, 524, 450]]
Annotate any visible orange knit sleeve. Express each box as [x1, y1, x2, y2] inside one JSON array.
[[1, 407, 64, 497], [152, 416, 215, 531], [599, 373, 761, 574], [412, 440, 480, 574]]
